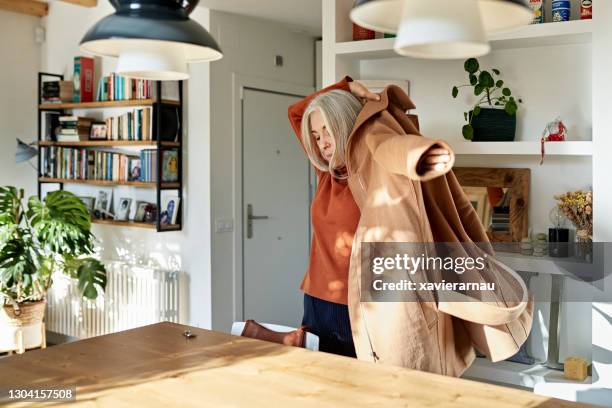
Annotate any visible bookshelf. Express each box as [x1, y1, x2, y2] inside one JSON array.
[[37, 72, 183, 232]]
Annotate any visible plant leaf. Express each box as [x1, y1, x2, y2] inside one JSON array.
[[464, 58, 479, 74], [473, 106, 481, 116], [492, 69, 501, 75], [478, 71, 495, 88], [75, 258, 107, 299], [469, 74, 478, 86], [505, 99, 518, 115], [502, 88, 512, 97], [496, 80, 504, 88], [452, 86, 458, 98], [462, 124, 474, 140], [0, 187, 21, 226], [474, 84, 484, 96], [464, 112, 468, 121]]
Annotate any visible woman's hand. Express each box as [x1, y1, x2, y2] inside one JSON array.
[[417, 146, 452, 174], [349, 80, 380, 104]]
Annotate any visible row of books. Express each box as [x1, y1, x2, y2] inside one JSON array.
[[490, 207, 511, 232], [140, 149, 158, 183], [105, 107, 153, 141], [96, 73, 152, 102], [41, 147, 142, 183], [41, 80, 73, 104], [56, 116, 95, 142]]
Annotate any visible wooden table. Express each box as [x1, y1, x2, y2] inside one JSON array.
[[0, 322, 594, 407]]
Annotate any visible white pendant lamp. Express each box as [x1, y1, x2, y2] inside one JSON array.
[[80, 0, 223, 81], [350, 0, 533, 35], [393, 0, 490, 59]]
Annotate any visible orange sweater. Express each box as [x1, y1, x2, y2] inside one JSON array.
[[287, 77, 360, 305]]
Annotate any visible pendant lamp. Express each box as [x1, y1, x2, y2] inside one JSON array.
[[393, 0, 490, 59], [350, 0, 532, 35], [80, 0, 223, 81]]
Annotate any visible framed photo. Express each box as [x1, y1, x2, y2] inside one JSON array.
[[78, 196, 95, 215], [160, 196, 180, 225], [129, 158, 142, 182], [93, 188, 113, 220], [162, 149, 179, 182], [143, 203, 157, 223], [90, 123, 107, 140], [463, 186, 492, 228], [116, 198, 132, 221], [134, 201, 149, 222]]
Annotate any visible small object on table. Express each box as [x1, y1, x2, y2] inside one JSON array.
[[532, 232, 548, 257], [183, 330, 197, 339], [564, 357, 589, 381], [540, 117, 567, 164], [528, 0, 545, 24], [581, 0, 593, 20], [549, 207, 569, 258], [520, 237, 533, 256]]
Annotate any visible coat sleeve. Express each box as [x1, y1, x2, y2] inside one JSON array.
[[364, 121, 455, 182], [288, 76, 353, 148]]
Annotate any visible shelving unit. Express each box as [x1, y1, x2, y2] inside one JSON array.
[[37, 72, 183, 232], [449, 141, 593, 156]]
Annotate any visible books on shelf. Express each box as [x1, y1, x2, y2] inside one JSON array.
[[41, 111, 60, 141], [105, 107, 153, 141], [96, 73, 151, 102], [57, 116, 95, 142], [41, 146, 146, 183], [73, 56, 94, 103], [140, 149, 158, 182], [41, 80, 73, 104]]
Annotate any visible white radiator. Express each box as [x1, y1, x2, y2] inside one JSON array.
[[45, 262, 182, 339]]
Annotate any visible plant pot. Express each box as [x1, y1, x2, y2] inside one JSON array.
[[471, 107, 516, 142], [0, 300, 46, 354]]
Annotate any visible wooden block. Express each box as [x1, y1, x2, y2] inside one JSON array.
[[564, 356, 588, 381], [0, 0, 48, 17]]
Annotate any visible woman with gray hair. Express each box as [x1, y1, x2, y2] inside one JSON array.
[[288, 78, 451, 358]]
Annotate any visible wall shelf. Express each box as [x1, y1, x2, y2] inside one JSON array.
[[39, 99, 180, 110], [92, 219, 156, 229], [38, 140, 180, 147], [39, 177, 180, 189], [448, 141, 592, 156], [334, 20, 593, 61]]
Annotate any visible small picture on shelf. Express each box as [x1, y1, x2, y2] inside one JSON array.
[[90, 123, 108, 140], [162, 150, 179, 182], [78, 196, 95, 216], [116, 198, 132, 221], [134, 201, 149, 222], [93, 189, 113, 220], [129, 159, 142, 182], [160, 196, 180, 225]]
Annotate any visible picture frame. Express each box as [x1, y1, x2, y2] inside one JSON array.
[[162, 149, 179, 182], [134, 201, 149, 222], [116, 198, 132, 221], [160, 196, 180, 225], [89, 122, 108, 140], [93, 188, 113, 220]]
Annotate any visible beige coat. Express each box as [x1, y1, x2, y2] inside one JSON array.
[[345, 85, 534, 377]]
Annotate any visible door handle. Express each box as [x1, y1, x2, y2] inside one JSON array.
[[247, 204, 269, 239]]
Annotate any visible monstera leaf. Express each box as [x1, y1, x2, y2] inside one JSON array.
[[28, 191, 94, 256], [0, 187, 22, 225], [76, 258, 107, 299]]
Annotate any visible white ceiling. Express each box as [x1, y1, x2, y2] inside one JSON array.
[[199, 0, 322, 36]]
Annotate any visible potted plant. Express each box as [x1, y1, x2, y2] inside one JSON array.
[[452, 58, 523, 141], [0, 187, 106, 353]]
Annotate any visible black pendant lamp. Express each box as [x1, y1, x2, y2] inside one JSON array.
[[350, 0, 532, 35], [80, 0, 223, 80]]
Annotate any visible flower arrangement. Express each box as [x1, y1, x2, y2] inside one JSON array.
[[554, 189, 593, 240]]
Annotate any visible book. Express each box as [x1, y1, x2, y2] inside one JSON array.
[[73, 56, 95, 103]]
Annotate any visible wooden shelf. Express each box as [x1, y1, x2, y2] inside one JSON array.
[[92, 219, 155, 229], [39, 99, 155, 110], [39, 177, 181, 189], [448, 141, 593, 156], [335, 20, 593, 60], [38, 140, 180, 147]]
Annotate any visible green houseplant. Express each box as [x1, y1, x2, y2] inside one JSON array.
[[452, 58, 522, 141], [0, 187, 106, 353]]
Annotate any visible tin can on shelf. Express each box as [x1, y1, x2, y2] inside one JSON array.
[[529, 0, 545, 24], [552, 0, 571, 22], [581, 0, 593, 20]]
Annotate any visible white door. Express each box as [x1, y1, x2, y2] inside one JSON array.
[[242, 88, 311, 327]]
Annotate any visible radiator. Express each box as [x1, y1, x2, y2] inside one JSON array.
[[45, 262, 181, 339]]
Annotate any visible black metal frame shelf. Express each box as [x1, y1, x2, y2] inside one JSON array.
[[37, 72, 183, 232]]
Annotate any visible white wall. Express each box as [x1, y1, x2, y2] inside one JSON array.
[[209, 11, 315, 331], [41, 2, 212, 328], [0, 10, 41, 200]]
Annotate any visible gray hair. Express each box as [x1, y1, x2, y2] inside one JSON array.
[[301, 90, 363, 179]]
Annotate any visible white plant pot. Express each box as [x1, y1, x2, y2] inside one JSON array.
[[0, 301, 46, 354]]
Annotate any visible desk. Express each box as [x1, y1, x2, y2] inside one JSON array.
[[0, 322, 594, 407]]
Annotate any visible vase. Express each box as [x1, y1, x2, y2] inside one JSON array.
[[0, 300, 46, 354], [574, 229, 592, 262], [471, 107, 516, 142]]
